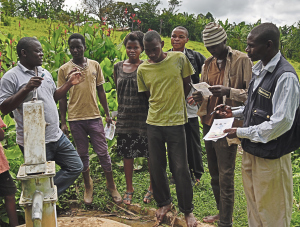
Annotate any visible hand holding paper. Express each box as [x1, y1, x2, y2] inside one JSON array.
[[203, 118, 234, 141], [223, 128, 238, 138]]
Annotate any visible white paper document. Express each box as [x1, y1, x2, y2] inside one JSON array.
[[191, 82, 213, 97], [203, 118, 234, 142], [104, 123, 116, 140]]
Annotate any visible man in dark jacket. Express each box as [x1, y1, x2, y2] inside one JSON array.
[[168, 26, 206, 185], [221, 23, 299, 227]]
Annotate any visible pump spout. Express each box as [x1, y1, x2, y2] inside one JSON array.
[[32, 190, 44, 227]]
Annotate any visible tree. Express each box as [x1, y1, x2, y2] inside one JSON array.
[[47, 0, 65, 12], [32, 0, 49, 19], [168, 0, 181, 14], [18, 0, 34, 18], [205, 12, 214, 20], [137, 0, 161, 32], [105, 1, 133, 28], [0, 0, 18, 16], [82, 0, 112, 21]]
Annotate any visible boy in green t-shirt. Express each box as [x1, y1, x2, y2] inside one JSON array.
[[137, 30, 198, 227]]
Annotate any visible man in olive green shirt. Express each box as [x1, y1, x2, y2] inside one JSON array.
[[137, 30, 197, 227]]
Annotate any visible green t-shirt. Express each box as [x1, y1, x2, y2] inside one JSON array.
[[137, 51, 195, 126]]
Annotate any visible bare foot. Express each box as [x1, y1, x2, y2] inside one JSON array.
[[185, 213, 198, 227], [203, 213, 220, 223], [155, 203, 172, 224]]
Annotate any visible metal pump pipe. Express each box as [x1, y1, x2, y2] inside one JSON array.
[[32, 190, 44, 227]]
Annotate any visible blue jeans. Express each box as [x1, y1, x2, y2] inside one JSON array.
[[19, 134, 83, 196]]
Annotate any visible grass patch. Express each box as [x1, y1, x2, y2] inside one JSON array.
[[55, 126, 300, 227]]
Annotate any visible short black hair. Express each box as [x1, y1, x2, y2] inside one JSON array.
[[173, 26, 189, 37], [250, 23, 280, 49], [68, 33, 86, 46], [17, 37, 39, 58], [144, 30, 161, 43], [123, 31, 144, 50]]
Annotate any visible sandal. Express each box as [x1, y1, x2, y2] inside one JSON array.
[[143, 190, 153, 204], [107, 187, 122, 204], [123, 191, 134, 205]]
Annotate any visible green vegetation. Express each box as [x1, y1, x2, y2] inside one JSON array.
[[0, 16, 300, 227]]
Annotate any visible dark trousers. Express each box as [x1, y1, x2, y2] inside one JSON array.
[[185, 117, 204, 180], [147, 124, 194, 213], [203, 124, 237, 227]]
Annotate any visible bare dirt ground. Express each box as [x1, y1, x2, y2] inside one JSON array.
[[57, 217, 130, 226], [19, 200, 216, 227], [56, 203, 216, 227]]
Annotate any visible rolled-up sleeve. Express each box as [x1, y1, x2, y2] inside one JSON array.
[[237, 73, 300, 143]]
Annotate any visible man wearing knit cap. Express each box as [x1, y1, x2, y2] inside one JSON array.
[[190, 22, 252, 226]]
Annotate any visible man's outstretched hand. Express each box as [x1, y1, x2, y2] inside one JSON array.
[[224, 128, 237, 138], [209, 85, 230, 97]]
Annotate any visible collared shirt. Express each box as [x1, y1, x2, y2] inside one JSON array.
[[57, 59, 105, 121], [199, 46, 252, 126], [0, 62, 63, 146], [235, 51, 300, 143]]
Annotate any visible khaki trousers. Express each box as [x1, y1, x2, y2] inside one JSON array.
[[242, 152, 293, 227]]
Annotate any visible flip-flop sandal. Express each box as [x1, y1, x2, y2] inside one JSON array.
[[143, 190, 153, 204], [123, 191, 134, 205], [107, 187, 122, 204]]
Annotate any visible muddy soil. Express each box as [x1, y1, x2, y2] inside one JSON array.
[[19, 202, 215, 226], [59, 208, 159, 227], [57, 205, 215, 227]]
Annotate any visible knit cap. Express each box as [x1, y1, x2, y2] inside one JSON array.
[[203, 22, 227, 47]]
